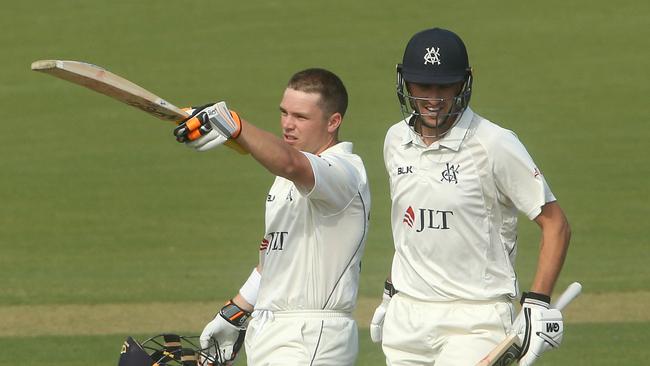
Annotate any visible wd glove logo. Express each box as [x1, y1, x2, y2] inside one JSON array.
[[403, 206, 454, 232], [546, 322, 561, 332]]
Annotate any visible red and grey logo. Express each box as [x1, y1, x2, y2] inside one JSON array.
[[259, 238, 269, 251], [403, 206, 415, 227]]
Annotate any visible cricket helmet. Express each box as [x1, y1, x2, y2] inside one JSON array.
[[118, 334, 221, 366], [396, 27, 473, 137]]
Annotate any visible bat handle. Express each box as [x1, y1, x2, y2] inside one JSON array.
[[551, 282, 582, 311]]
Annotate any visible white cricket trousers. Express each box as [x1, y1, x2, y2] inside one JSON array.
[[244, 310, 358, 366], [382, 293, 514, 366]]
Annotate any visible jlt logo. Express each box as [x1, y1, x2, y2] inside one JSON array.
[[261, 231, 288, 254], [441, 162, 460, 184], [403, 206, 453, 232]]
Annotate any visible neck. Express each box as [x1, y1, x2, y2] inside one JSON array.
[[415, 120, 443, 146], [315, 136, 338, 155]]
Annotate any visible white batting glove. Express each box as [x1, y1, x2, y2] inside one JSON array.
[[174, 101, 242, 152], [200, 300, 249, 364], [370, 280, 397, 343], [512, 292, 564, 366]]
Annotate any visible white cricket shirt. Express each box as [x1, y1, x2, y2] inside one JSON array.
[[255, 142, 371, 312], [384, 108, 555, 301]]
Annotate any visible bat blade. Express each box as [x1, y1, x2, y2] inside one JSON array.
[[31, 60, 187, 122], [475, 334, 521, 366], [475, 282, 582, 366], [31, 59, 247, 154]]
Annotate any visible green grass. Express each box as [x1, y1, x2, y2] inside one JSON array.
[[1, 0, 649, 364], [2, 323, 649, 366]]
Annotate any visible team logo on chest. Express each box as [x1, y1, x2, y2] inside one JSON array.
[[424, 46, 441, 65], [286, 187, 294, 201], [441, 162, 460, 184], [403, 206, 453, 232]]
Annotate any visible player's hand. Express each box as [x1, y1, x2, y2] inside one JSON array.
[[370, 280, 397, 343], [512, 292, 564, 366], [200, 300, 249, 364], [174, 101, 242, 152]]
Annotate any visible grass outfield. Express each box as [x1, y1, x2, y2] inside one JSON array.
[[1, 0, 648, 365], [1, 323, 648, 366]]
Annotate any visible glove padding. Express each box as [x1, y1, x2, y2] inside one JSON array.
[[200, 300, 249, 365], [174, 101, 242, 152], [370, 292, 390, 343], [370, 280, 397, 343], [512, 292, 564, 366]]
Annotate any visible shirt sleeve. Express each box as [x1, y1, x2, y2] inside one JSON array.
[[491, 130, 556, 220], [297, 152, 361, 216]]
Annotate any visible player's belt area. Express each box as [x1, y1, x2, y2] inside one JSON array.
[[271, 310, 353, 319], [397, 291, 512, 305], [252, 309, 352, 320]]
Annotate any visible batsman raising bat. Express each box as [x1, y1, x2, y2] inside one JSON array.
[[175, 69, 370, 366], [369, 27, 571, 365]]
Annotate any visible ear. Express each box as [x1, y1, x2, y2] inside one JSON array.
[[327, 112, 342, 133]]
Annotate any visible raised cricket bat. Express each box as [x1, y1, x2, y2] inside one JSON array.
[[475, 282, 582, 366], [30, 59, 246, 154]]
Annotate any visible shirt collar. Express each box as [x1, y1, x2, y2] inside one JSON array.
[[438, 107, 474, 151], [318, 141, 353, 155]]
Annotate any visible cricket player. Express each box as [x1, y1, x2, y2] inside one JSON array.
[[369, 28, 571, 365], [175, 68, 370, 365]]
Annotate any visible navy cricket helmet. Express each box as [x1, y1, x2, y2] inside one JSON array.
[[396, 27, 473, 137]]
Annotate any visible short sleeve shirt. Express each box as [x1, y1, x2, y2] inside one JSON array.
[[255, 142, 371, 312], [384, 108, 555, 301]]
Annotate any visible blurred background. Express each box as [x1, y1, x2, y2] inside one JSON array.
[[1, 0, 648, 364]]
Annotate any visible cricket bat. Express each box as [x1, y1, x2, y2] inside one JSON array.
[[30, 59, 246, 154], [475, 282, 582, 366]]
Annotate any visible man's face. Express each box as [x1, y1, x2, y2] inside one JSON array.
[[279, 88, 335, 154], [407, 82, 462, 133]]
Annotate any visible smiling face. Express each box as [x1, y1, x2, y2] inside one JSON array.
[[279, 87, 340, 154], [407, 81, 463, 137]]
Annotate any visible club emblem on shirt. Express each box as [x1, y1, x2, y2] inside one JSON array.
[[441, 163, 460, 184], [424, 46, 441, 65], [286, 187, 294, 201]]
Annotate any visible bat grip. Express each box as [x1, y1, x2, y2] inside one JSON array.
[[551, 282, 582, 311]]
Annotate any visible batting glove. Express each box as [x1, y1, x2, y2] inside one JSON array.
[[200, 300, 249, 364], [512, 292, 564, 366], [174, 101, 242, 152], [370, 280, 397, 343]]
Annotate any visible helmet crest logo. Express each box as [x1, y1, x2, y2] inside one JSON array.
[[423, 47, 441, 65]]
